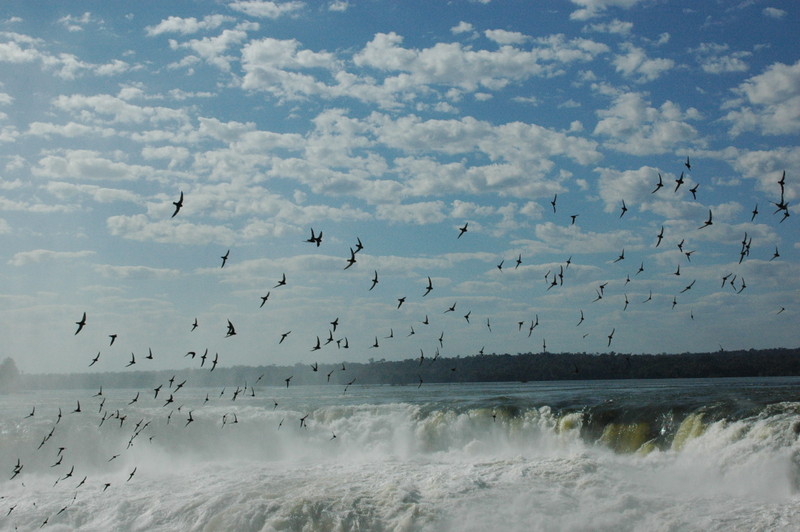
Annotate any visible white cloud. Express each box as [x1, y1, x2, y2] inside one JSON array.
[[8, 249, 95, 266], [582, 18, 633, 35], [569, 0, 645, 20], [52, 93, 190, 125], [762, 7, 786, 19], [594, 91, 700, 155], [145, 15, 234, 36], [228, 1, 305, 18], [484, 29, 528, 45], [170, 25, 256, 71], [692, 42, 750, 74], [451, 21, 474, 35], [723, 59, 800, 136], [32, 150, 154, 182], [375, 201, 446, 224], [26, 121, 117, 138], [328, 1, 349, 12], [57, 12, 95, 32], [94, 264, 181, 279], [612, 43, 674, 82]]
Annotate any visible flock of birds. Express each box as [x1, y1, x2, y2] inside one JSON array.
[[2, 157, 793, 528]]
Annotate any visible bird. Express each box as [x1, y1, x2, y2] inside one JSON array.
[[445, 302, 457, 313], [225, 319, 236, 337], [191, 318, 198, 331], [311, 336, 321, 351], [619, 200, 628, 218], [108, 334, 117, 346], [220, 249, 229, 268], [125, 352, 135, 367], [699, 209, 713, 229], [515, 254, 522, 269], [685, 156, 691, 170], [652, 173, 664, 193], [497, 259, 504, 271], [613, 249, 624, 263], [274, 273, 287, 288], [127, 467, 136, 482], [72, 401, 81, 413], [770, 246, 780, 261], [305, 228, 322, 247], [464, 311, 471, 324], [655, 226, 664, 247], [74, 312, 87, 335], [680, 280, 696, 293], [457, 222, 468, 238], [146, 348, 154, 360], [576, 310, 584, 326], [89, 352, 101, 367], [354, 237, 364, 253], [550, 194, 557, 213], [607, 328, 615, 347], [285, 376, 293, 388], [674, 172, 684, 192], [570, 214, 579, 225], [344, 247, 357, 270], [260, 292, 270, 307], [423, 276, 433, 296], [689, 183, 699, 200], [369, 270, 379, 290], [397, 296, 406, 309], [172, 191, 183, 217], [751, 203, 759, 221], [279, 331, 291, 344]]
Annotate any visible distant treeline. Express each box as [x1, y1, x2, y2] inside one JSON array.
[[14, 347, 800, 390]]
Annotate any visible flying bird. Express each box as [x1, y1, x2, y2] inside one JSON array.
[[699, 209, 713, 229], [652, 173, 664, 193], [423, 276, 433, 296], [74, 312, 87, 335], [457, 222, 468, 238], [172, 191, 183, 217], [674, 171, 684, 192], [220, 249, 229, 268], [344, 247, 357, 270], [225, 319, 236, 337], [274, 273, 287, 288]]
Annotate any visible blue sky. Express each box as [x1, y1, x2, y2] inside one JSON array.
[[0, 0, 797, 374]]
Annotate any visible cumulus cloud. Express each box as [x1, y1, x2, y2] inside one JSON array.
[[723, 59, 800, 136], [569, 0, 645, 20], [145, 15, 234, 36], [594, 91, 701, 155], [227, 1, 305, 18], [612, 43, 674, 82], [692, 42, 750, 74], [582, 18, 633, 35]]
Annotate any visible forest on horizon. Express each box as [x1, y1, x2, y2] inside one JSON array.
[[4, 346, 799, 392]]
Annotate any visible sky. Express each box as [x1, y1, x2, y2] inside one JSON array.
[[0, 0, 798, 375]]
